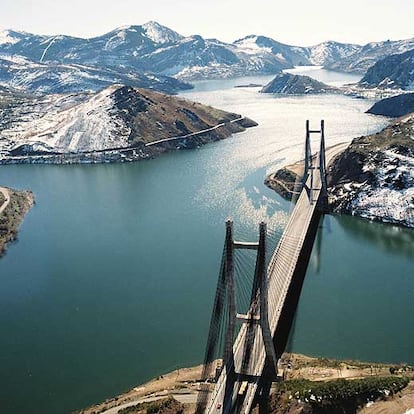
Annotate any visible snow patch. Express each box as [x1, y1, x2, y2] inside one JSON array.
[[1, 86, 131, 153], [350, 150, 414, 227], [0, 30, 20, 45], [142, 21, 181, 44], [235, 36, 272, 55]]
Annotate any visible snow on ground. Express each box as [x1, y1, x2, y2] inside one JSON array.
[[1, 86, 131, 153], [234, 36, 272, 55], [0, 30, 20, 45], [350, 150, 414, 227], [142, 21, 182, 44]]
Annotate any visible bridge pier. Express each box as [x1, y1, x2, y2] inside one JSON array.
[[304, 120, 328, 211]]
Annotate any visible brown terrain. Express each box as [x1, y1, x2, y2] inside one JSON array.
[[77, 353, 414, 414], [0, 186, 34, 256], [112, 86, 257, 146]]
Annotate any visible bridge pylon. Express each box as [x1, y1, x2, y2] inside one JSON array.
[[196, 220, 278, 414], [304, 120, 329, 212]]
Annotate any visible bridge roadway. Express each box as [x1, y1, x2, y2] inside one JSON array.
[[205, 143, 349, 414]]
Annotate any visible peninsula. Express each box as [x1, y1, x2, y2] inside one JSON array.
[[266, 114, 414, 228], [0, 186, 34, 256], [0, 85, 257, 165]]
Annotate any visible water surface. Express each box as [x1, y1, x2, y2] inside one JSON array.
[[1, 70, 410, 414]]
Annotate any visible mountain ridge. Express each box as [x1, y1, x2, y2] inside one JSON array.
[[2, 22, 414, 83]]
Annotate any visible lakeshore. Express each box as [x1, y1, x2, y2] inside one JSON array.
[[0, 186, 34, 256], [2, 72, 411, 414], [265, 118, 414, 229], [76, 353, 414, 414]]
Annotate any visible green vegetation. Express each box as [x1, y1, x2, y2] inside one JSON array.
[[294, 356, 413, 371], [117, 397, 183, 414], [0, 189, 34, 256], [271, 376, 409, 414]]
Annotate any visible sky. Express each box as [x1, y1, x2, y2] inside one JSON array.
[[0, 0, 413, 46]]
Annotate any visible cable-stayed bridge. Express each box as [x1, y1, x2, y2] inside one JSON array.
[[197, 120, 347, 414]]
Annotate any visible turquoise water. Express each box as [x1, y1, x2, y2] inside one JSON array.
[[1, 70, 411, 414]]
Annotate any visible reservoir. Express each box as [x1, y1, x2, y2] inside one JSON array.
[[0, 69, 413, 413]]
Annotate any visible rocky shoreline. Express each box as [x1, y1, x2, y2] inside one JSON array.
[[76, 353, 414, 414], [0, 187, 34, 256], [0, 117, 256, 165], [266, 114, 414, 229]]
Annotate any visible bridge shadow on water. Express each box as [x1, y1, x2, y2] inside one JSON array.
[[285, 210, 414, 367]]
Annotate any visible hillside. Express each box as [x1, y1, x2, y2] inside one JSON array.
[[359, 49, 414, 90], [0, 54, 192, 95], [0, 85, 257, 164], [261, 72, 339, 94], [366, 93, 414, 117], [327, 114, 414, 227]]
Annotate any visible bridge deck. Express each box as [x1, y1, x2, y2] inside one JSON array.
[[205, 143, 348, 414]]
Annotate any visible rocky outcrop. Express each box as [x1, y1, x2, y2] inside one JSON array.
[[261, 73, 339, 94], [366, 93, 414, 117], [359, 49, 414, 90], [327, 115, 414, 227], [264, 167, 301, 201]]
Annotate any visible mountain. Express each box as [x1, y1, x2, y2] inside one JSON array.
[[0, 22, 182, 66], [366, 93, 414, 117], [2, 23, 414, 84], [233, 35, 310, 66], [0, 85, 256, 163], [261, 72, 339, 94], [326, 38, 414, 74], [0, 54, 191, 94], [305, 41, 361, 66], [0, 24, 360, 82], [358, 49, 414, 90]]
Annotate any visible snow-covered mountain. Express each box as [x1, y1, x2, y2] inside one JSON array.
[[0, 54, 191, 94], [234, 35, 309, 66], [306, 41, 361, 66], [1, 22, 414, 85], [359, 49, 414, 90], [326, 38, 414, 74]]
